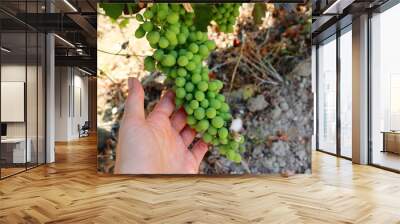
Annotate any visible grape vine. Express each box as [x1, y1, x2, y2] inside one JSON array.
[[101, 3, 246, 163]]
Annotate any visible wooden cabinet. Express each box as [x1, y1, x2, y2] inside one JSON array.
[[382, 132, 400, 154]]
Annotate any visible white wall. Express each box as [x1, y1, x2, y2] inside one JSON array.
[[54, 67, 89, 141]]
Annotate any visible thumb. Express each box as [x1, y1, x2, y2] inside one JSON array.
[[124, 77, 145, 120]]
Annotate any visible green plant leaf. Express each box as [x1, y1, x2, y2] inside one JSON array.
[[99, 3, 125, 20], [191, 4, 213, 32], [252, 3, 267, 25], [126, 3, 141, 15]]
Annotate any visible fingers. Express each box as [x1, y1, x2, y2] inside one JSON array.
[[171, 108, 187, 132], [149, 91, 175, 119], [191, 140, 209, 167], [124, 77, 145, 120], [180, 126, 196, 147]]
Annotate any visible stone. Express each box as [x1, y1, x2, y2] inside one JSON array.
[[247, 95, 269, 112]]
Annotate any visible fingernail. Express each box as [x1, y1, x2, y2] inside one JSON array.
[[128, 77, 134, 90]]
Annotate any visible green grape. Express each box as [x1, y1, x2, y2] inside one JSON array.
[[232, 153, 241, 163], [202, 133, 213, 143], [135, 27, 146, 38], [165, 30, 176, 42], [220, 138, 228, 145], [197, 81, 208, 92], [239, 145, 246, 153], [211, 3, 241, 33], [175, 77, 186, 87], [216, 94, 225, 102], [200, 99, 209, 108], [211, 116, 224, 128], [220, 102, 229, 112], [192, 55, 201, 64], [177, 68, 187, 77], [210, 99, 221, 109], [201, 72, 209, 81], [167, 12, 179, 24], [177, 56, 188, 66], [143, 10, 153, 19], [142, 21, 153, 32], [147, 31, 160, 45], [218, 127, 228, 139], [185, 105, 194, 115], [144, 56, 155, 72], [206, 108, 216, 119], [187, 115, 196, 125], [212, 138, 220, 146], [206, 40, 216, 50], [169, 69, 178, 78], [194, 107, 205, 120], [130, 3, 245, 162], [157, 9, 168, 20], [185, 61, 196, 71], [208, 81, 219, 92], [153, 49, 164, 61], [136, 14, 144, 22], [185, 93, 193, 101], [185, 82, 194, 92], [197, 119, 209, 132], [158, 37, 169, 48], [230, 141, 239, 150], [194, 91, 205, 102], [175, 97, 183, 107], [198, 45, 209, 57], [189, 100, 199, 109], [162, 54, 176, 67], [188, 43, 199, 53], [186, 51, 193, 60], [178, 33, 187, 44], [207, 126, 217, 136], [176, 88, 186, 99], [191, 74, 202, 84], [207, 91, 216, 99]]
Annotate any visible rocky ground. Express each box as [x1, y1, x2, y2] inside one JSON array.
[[97, 3, 312, 174]]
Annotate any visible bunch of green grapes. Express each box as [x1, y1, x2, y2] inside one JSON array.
[[211, 3, 241, 33], [134, 3, 244, 163]]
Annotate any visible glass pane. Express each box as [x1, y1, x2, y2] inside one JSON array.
[[1, 30, 27, 177], [371, 4, 400, 171], [318, 37, 337, 154], [38, 32, 45, 165], [340, 29, 352, 158], [27, 31, 38, 169]]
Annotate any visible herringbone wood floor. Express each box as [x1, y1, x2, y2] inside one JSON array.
[[1, 135, 400, 224]]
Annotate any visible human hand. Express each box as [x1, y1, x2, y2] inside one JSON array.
[[115, 77, 209, 174]]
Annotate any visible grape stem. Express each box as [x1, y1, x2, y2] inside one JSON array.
[[228, 33, 246, 93], [97, 48, 147, 58]]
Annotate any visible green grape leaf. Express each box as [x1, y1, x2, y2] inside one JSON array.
[[99, 3, 125, 20], [252, 3, 267, 25], [191, 4, 213, 32]]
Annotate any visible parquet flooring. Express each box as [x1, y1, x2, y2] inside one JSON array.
[[1, 135, 400, 223]]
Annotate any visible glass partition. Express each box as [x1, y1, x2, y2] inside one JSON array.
[[0, 0, 46, 179], [339, 27, 352, 158], [0, 30, 28, 178], [371, 4, 400, 171], [317, 36, 337, 154]]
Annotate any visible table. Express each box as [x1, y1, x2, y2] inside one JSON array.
[[1, 138, 31, 164]]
